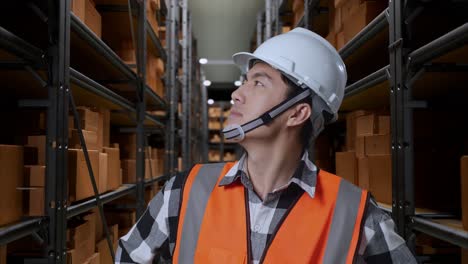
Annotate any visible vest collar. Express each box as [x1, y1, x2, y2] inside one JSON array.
[[218, 151, 318, 198]]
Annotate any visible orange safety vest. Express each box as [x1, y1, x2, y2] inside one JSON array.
[[173, 162, 369, 264]]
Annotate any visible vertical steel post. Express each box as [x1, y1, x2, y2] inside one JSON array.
[[135, 0, 147, 217], [257, 12, 263, 47], [265, 0, 272, 40], [188, 14, 193, 166], [181, 0, 189, 171], [200, 72, 209, 163], [46, 0, 70, 262]]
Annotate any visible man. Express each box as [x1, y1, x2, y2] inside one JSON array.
[[116, 28, 416, 263]]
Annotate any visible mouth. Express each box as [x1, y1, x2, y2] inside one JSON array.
[[229, 110, 243, 118]]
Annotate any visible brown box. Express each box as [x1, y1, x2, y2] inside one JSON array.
[[27, 136, 46, 165], [343, 1, 387, 43], [105, 210, 136, 229], [357, 157, 370, 190], [335, 151, 357, 185], [84, 253, 100, 264], [0, 245, 5, 264], [0, 145, 23, 226], [76, 107, 99, 132], [25, 187, 45, 216], [83, 211, 97, 249], [369, 155, 392, 204], [336, 31, 345, 50], [69, 129, 99, 150], [147, 0, 160, 35], [345, 110, 369, 151], [341, 0, 361, 22], [24, 166, 46, 187], [378, 115, 391, 135], [334, 7, 343, 32], [111, 134, 137, 159], [97, 239, 113, 264], [85, 0, 102, 38], [103, 147, 121, 191], [365, 134, 391, 156], [355, 136, 366, 158], [325, 32, 337, 49], [356, 114, 378, 136], [462, 248, 468, 264], [121, 159, 157, 183], [67, 219, 95, 264], [68, 149, 99, 202], [462, 156, 468, 230], [94, 107, 110, 150], [71, 0, 85, 21], [99, 153, 108, 193]]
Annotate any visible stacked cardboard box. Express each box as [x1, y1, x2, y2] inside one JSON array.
[[462, 156, 468, 230], [147, 0, 161, 36], [335, 110, 392, 204], [22, 166, 46, 216], [292, 0, 305, 26], [0, 245, 5, 264], [208, 150, 221, 162], [105, 209, 136, 238], [71, 0, 102, 38], [67, 216, 96, 264], [326, 0, 387, 50], [0, 145, 23, 226]]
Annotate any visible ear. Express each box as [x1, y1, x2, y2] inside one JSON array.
[[286, 103, 312, 128]]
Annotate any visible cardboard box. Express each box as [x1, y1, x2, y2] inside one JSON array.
[[462, 248, 468, 264], [105, 210, 136, 229], [462, 156, 468, 230], [27, 136, 46, 165], [68, 149, 99, 202], [71, 0, 86, 21], [147, 0, 159, 35], [24, 165, 45, 187], [83, 211, 97, 249], [99, 153, 108, 193], [97, 239, 113, 264], [121, 159, 157, 183], [111, 134, 137, 159], [343, 1, 387, 43], [25, 187, 45, 216], [334, 7, 343, 33], [355, 136, 366, 158], [378, 115, 391, 135], [325, 32, 337, 49], [76, 107, 99, 132], [92, 208, 103, 242], [0, 145, 24, 226], [337, 31, 345, 50], [0, 245, 5, 264], [69, 129, 98, 150], [346, 110, 369, 151], [369, 155, 392, 204], [94, 107, 111, 150], [85, 0, 102, 38], [356, 114, 378, 136], [103, 147, 121, 191], [357, 157, 370, 190], [365, 134, 391, 156], [67, 219, 95, 264], [335, 151, 357, 185], [84, 253, 100, 264], [341, 0, 361, 22]]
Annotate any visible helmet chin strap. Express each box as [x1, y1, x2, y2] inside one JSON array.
[[222, 89, 312, 142]]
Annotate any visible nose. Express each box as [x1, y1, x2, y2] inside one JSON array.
[[231, 83, 246, 105]]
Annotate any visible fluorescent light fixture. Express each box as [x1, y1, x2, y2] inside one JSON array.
[[234, 80, 242, 86], [203, 80, 212, 86], [207, 99, 214, 105], [199, 58, 208, 64]]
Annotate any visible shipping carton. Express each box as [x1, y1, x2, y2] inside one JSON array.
[[365, 134, 391, 156], [27, 136, 46, 165], [103, 147, 121, 191], [343, 1, 387, 43], [0, 145, 23, 226], [369, 155, 392, 204], [76, 107, 99, 132], [24, 165, 46, 187], [99, 153, 108, 193], [68, 129, 99, 150], [346, 110, 369, 151], [335, 151, 357, 185], [68, 149, 99, 202], [85, 0, 102, 38], [357, 157, 370, 190]]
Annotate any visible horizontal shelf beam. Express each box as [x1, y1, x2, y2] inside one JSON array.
[[67, 184, 136, 218], [408, 23, 468, 68], [339, 8, 388, 60], [71, 13, 136, 80], [411, 216, 468, 249], [146, 85, 167, 109], [0, 217, 48, 245], [144, 175, 168, 186], [344, 65, 390, 98], [0, 26, 44, 66], [146, 20, 167, 62]]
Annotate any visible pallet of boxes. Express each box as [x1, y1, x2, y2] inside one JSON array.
[[336, 110, 392, 204]]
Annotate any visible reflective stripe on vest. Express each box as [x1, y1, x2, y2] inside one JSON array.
[[173, 163, 369, 264]]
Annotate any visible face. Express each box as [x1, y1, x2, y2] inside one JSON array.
[[227, 62, 289, 140]]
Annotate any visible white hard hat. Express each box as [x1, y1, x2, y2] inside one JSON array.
[[232, 27, 347, 115]]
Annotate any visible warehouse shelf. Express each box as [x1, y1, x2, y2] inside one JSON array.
[[144, 174, 168, 186], [0, 217, 48, 246], [412, 217, 468, 249], [340, 66, 390, 111], [0, 26, 44, 67], [71, 13, 136, 81], [408, 23, 468, 68], [67, 184, 136, 218], [339, 8, 389, 61]]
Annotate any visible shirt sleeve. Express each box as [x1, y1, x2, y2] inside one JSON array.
[[355, 198, 417, 264], [115, 175, 179, 264]]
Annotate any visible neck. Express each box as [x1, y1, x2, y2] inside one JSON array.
[[241, 135, 303, 201]]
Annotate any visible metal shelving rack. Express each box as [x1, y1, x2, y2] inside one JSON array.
[[0, 0, 172, 263], [262, 0, 468, 254]]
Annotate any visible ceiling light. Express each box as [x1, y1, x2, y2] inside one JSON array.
[[230, 100, 234, 105], [199, 58, 208, 64], [207, 99, 214, 105], [234, 80, 242, 86], [203, 80, 212, 86]]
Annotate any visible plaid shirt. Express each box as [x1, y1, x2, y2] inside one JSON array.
[[116, 152, 416, 263]]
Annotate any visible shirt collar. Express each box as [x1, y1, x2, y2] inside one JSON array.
[[218, 151, 318, 198]]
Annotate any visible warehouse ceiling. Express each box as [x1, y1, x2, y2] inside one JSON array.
[[189, 0, 264, 101]]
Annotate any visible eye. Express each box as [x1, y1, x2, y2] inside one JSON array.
[[254, 80, 264, 87]]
